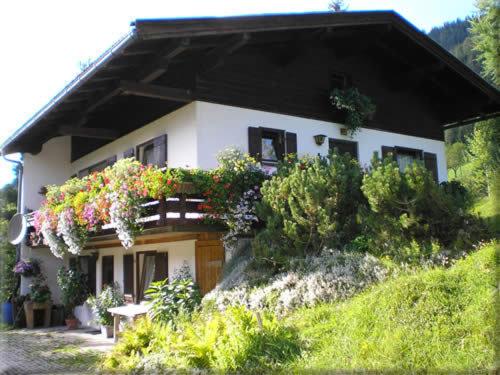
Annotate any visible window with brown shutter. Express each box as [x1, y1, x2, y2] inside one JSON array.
[[154, 253, 168, 282], [101, 255, 114, 288], [77, 155, 117, 178], [382, 146, 424, 172], [123, 254, 134, 297], [136, 134, 168, 167], [329, 138, 358, 160], [248, 126, 296, 163], [424, 152, 438, 182], [69, 256, 96, 295], [123, 148, 135, 159]]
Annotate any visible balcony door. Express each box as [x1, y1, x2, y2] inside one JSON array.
[[135, 251, 168, 302]]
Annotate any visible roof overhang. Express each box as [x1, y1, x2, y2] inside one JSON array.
[[2, 11, 499, 156]]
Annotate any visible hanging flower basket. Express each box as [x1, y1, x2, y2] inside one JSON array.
[[175, 182, 195, 194], [13, 259, 41, 277]]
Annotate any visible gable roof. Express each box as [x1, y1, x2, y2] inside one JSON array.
[[2, 11, 499, 156]]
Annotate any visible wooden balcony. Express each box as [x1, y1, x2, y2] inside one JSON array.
[[26, 192, 225, 248]]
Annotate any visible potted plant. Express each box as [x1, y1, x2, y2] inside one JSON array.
[[87, 283, 124, 338], [24, 274, 52, 328], [57, 267, 89, 329]]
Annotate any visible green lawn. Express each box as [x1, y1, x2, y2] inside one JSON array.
[[286, 243, 497, 372]]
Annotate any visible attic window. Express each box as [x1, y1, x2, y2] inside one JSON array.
[[330, 72, 349, 89]]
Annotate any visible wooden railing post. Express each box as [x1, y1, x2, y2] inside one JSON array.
[[179, 195, 187, 223], [157, 197, 167, 226]]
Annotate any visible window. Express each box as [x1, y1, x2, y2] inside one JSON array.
[[123, 254, 134, 297], [248, 127, 297, 171], [69, 255, 97, 295], [77, 155, 117, 178], [135, 251, 168, 302], [101, 255, 114, 288], [381, 146, 423, 172], [136, 134, 168, 167], [329, 138, 358, 160]]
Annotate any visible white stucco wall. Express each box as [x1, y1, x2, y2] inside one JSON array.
[[22, 136, 72, 212], [195, 102, 447, 182], [71, 102, 198, 173], [20, 136, 72, 301]]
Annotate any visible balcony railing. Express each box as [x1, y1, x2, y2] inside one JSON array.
[[26, 192, 223, 247]]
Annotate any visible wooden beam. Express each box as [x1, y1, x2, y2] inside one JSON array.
[[120, 80, 193, 102], [58, 125, 119, 139], [200, 33, 251, 72], [138, 38, 191, 83]]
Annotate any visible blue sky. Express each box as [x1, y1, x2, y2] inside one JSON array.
[[0, 0, 476, 186]]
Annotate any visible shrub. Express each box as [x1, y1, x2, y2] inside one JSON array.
[[28, 274, 51, 303], [145, 278, 201, 324], [255, 152, 363, 258], [57, 267, 89, 318], [104, 306, 301, 373], [205, 250, 387, 315], [87, 283, 124, 326], [360, 156, 489, 262]]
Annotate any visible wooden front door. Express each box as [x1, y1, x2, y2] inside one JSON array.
[[195, 236, 224, 295]]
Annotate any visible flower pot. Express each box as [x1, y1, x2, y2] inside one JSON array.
[[1, 302, 13, 325], [101, 325, 113, 338], [65, 318, 79, 330]]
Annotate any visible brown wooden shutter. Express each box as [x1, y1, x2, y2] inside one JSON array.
[[285, 132, 297, 155], [424, 152, 438, 182], [153, 134, 168, 167], [154, 253, 168, 282], [87, 256, 97, 296], [123, 148, 135, 159], [102, 256, 114, 288], [248, 127, 262, 160], [123, 254, 134, 295], [381, 146, 395, 160]]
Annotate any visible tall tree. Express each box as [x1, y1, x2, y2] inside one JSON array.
[[470, 0, 500, 86], [446, 142, 467, 178]]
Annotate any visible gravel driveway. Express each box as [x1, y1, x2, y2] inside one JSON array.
[[0, 327, 113, 374]]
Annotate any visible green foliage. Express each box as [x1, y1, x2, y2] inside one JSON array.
[[255, 152, 363, 258], [56, 267, 89, 317], [0, 179, 18, 302], [470, 0, 500, 85], [104, 306, 301, 373], [87, 283, 124, 326], [330, 87, 376, 136], [445, 141, 467, 177], [287, 242, 496, 372], [28, 274, 51, 303], [145, 278, 201, 324], [467, 119, 500, 197], [360, 156, 488, 262]]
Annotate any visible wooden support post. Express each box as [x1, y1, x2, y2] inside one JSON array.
[[157, 197, 167, 226]]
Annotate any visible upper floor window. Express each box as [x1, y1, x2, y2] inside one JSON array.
[[329, 138, 358, 160], [136, 134, 168, 167], [77, 155, 116, 178], [382, 145, 438, 181], [248, 127, 297, 171]]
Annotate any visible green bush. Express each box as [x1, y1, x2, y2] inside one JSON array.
[[255, 152, 363, 258], [145, 278, 201, 324], [287, 241, 497, 372], [87, 283, 124, 326], [360, 156, 489, 262], [104, 306, 301, 373], [57, 267, 89, 318]]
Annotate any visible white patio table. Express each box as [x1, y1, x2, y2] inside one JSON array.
[[107, 303, 150, 342]]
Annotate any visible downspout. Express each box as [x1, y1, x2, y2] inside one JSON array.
[[2, 152, 24, 300]]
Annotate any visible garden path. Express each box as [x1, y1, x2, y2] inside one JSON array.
[[0, 326, 113, 374]]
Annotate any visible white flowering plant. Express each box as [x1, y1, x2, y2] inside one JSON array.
[[204, 249, 387, 315]]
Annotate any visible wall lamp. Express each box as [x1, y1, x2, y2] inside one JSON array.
[[313, 134, 327, 146]]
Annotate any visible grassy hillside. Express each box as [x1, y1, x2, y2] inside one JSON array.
[[287, 242, 497, 372]]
